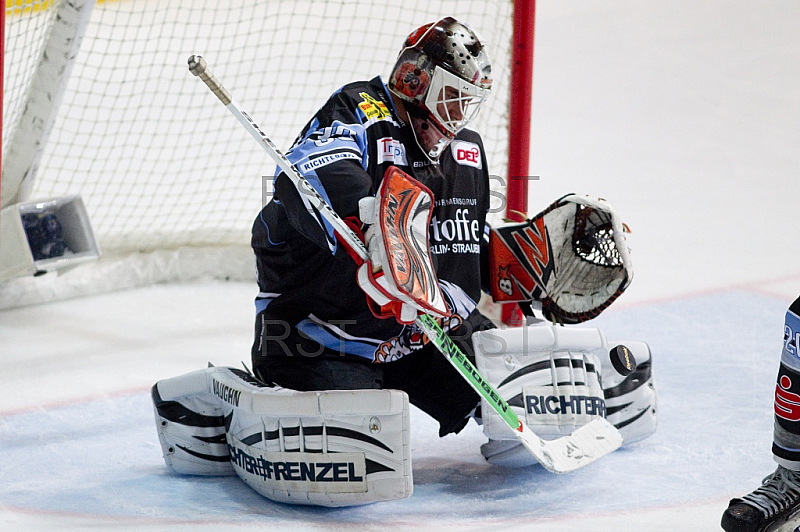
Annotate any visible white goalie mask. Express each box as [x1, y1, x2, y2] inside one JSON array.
[[389, 17, 492, 162]]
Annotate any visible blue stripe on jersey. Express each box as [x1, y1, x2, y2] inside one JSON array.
[[296, 319, 378, 360], [289, 120, 368, 171], [255, 297, 273, 315], [299, 170, 338, 253], [259, 210, 285, 246], [774, 441, 800, 453]]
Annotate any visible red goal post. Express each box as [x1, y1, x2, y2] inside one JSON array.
[[502, 0, 536, 323]]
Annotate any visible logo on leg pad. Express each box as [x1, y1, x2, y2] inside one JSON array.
[[523, 384, 606, 427]]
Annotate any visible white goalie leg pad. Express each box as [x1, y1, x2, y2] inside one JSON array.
[[473, 324, 657, 467], [154, 366, 412, 507], [152, 368, 235, 476], [474, 325, 606, 444]]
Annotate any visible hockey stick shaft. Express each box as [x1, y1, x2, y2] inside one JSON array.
[[188, 55, 621, 473]]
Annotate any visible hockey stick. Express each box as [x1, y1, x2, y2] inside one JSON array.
[[188, 55, 622, 473]]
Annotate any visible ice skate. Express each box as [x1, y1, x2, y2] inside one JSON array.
[[721, 465, 800, 532]]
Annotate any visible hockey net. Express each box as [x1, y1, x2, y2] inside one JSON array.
[[1, 0, 528, 308]]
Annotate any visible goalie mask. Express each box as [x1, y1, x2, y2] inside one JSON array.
[[389, 17, 492, 162]]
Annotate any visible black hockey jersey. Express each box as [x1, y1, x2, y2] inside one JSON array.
[[252, 76, 491, 363]]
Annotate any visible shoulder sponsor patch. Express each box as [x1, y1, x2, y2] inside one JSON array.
[[358, 92, 391, 122], [450, 140, 482, 169], [376, 137, 408, 166]]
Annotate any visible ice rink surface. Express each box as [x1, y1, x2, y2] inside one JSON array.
[[2, 1, 800, 530]]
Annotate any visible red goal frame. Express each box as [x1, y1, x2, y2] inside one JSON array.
[[503, 0, 536, 323]]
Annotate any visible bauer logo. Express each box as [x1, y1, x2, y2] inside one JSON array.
[[450, 140, 482, 169], [377, 137, 408, 166]]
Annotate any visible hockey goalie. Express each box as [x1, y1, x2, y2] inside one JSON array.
[[153, 16, 657, 506]]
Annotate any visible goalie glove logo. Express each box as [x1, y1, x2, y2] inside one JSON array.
[[376, 167, 449, 317], [497, 265, 514, 296], [383, 188, 431, 298], [488, 216, 553, 302], [488, 194, 633, 324]]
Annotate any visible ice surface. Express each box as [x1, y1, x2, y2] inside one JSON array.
[[2, 1, 800, 530], [0, 288, 794, 532]]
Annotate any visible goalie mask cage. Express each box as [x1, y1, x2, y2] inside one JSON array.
[[1, 0, 533, 308]]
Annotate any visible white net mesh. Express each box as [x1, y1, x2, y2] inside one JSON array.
[[1, 0, 518, 308], [4, 0, 513, 252]]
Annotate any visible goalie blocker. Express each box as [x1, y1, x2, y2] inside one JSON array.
[[152, 366, 412, 506]]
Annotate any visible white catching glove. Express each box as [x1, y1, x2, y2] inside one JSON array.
[[487, 193, 633, 324]]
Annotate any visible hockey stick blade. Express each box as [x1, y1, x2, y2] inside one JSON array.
[[517, 418, 623, 474], [189, 55, 622, 473]]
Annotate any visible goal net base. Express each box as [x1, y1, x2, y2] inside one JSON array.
[[0, 244, 253, 311]]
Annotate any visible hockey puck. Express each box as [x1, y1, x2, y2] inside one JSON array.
[[609, 345, 636, 376]]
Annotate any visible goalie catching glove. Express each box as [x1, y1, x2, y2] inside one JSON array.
[[488, 193, 633, 324], [356, 166, 450, 324]]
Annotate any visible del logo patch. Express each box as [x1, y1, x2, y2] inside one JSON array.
[[450, 140, 482, 169]]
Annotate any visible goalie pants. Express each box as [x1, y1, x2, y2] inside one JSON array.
[[252, 311, 492, 437]]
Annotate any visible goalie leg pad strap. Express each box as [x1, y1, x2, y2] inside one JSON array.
[[152, 366, 413, 506]]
